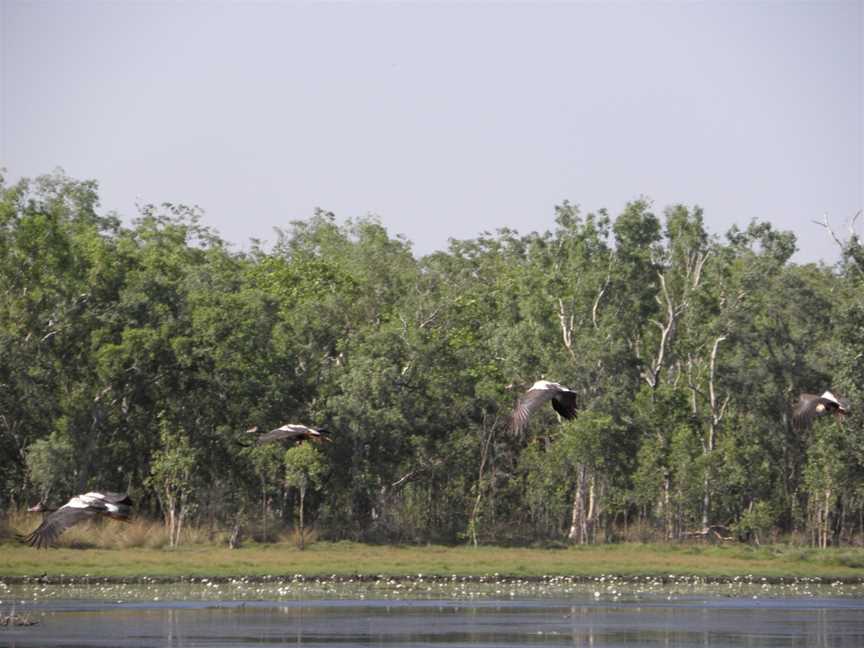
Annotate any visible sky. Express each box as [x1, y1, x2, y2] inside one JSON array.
[[2, 1, 862, 263]]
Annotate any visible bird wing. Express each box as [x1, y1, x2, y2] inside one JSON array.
[[551, 390, 578, 420], [99, 492, 133, 506], [511, 388, 558, 435], [94, 492, 134, 519], [23, 505, 96, 549]]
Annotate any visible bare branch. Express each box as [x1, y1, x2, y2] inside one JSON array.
[[591, 273, 610, 330], [850, 210, 862, 238], [418, 306, 442, 330], [692, 249, 711, 290], [642, 272, 677, 389], [718, 394, 732, 421], [557, 298, 577, 362], [814, 210, 864, 277], [390, 469, 420, 490], [686, 353, 708, 402], [814, 213, 846, 249]]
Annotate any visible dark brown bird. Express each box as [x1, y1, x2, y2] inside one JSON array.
[[22, 491, 133, 549], [511, 380, 578, 435], [792, 391, 850, 430], [242, 423, 331, 446]]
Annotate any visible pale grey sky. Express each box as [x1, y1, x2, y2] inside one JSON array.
[[2, 1, 862, 262]]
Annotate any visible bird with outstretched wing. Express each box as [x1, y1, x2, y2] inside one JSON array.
[[240, 423, 331, 446], [792, 391, 850, 430], [22, 491, 133, 549], [511, 380, 578, 436]]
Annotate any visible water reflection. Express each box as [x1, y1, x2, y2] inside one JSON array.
[[2, 580, 864, 647]]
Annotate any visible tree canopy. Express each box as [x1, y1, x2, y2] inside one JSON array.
[[1, 170, 862, 547]]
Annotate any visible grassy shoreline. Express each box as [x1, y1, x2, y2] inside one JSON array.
[[2, 541, 864, 581]]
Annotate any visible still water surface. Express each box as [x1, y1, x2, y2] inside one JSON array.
[[2, 578, 863, 647]]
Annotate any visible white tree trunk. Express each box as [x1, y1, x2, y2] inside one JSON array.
[[298, 486, 306, 550], [568, 465, 587, 543]]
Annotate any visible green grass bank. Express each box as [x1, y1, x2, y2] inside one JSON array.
[[2, 541, 864, 581]]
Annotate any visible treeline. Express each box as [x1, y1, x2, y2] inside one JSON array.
[[1, 171, 862, 547]]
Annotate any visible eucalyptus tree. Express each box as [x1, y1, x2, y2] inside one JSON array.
[[717, 224, 835, 534], [88, 204, 228, 514], [436, 227, 573, 541], [262, 212, 435, 539], [172, 239, 292, 527], [660, 205, 734, 533], [24, 430, 76, 505], [803, 415, 855, 547], [412, 243, 523, 543], [146, 417, 199, 547], [543, 204, 639, 542], [807, 218, 864, 544], [284, 443, 328, 549], [0, 171, 125, 506], [558, 412, 624, 543]]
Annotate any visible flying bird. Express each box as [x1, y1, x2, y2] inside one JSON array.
[[792, 391, 850, 430], [241, 423, 331, 446], [22, 491, 133, 549], [511, 380, 578, 435]]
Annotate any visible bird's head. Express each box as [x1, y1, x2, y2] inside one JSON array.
[[822, 391, 851, 416], [837, 399, 851, 416]]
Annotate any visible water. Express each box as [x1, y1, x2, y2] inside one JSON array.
[[2, 577, 864, 647]]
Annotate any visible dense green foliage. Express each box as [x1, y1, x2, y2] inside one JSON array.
[[2, 171, 862, 546]]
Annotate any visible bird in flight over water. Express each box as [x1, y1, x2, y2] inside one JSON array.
[[22, 491, 133, 549]]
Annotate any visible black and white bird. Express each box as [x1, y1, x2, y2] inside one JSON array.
[[792, 391, 850, 430], [241, 423, 331, 446], [511, 380, 579, 435], [22, 491, 133, 549]]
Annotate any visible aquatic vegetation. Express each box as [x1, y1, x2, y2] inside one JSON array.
[[1, 573, 863, 609]]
